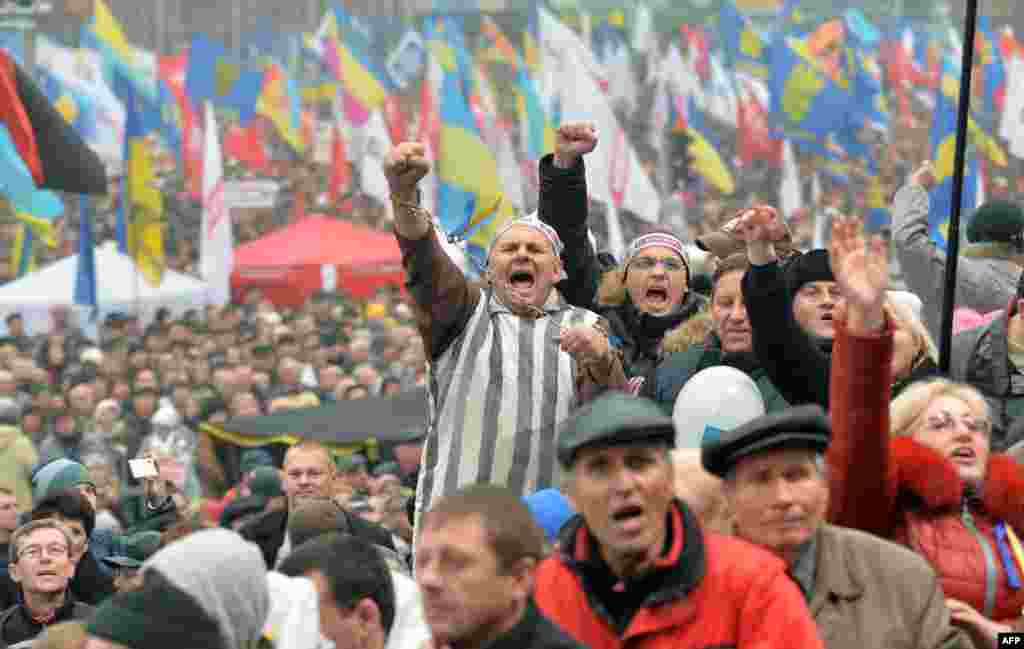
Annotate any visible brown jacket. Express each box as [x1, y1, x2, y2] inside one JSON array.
[[810, 524, 972, 649], [395, 227, 626, 396]]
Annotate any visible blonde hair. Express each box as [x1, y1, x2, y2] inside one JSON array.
[[889, 379, 990, 437], [885, 298, 939, 368], [284, 440, 334, 472]]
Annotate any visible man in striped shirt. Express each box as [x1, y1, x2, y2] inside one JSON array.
[[384, 142, 627, 524]]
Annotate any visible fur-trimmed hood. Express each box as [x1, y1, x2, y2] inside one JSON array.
[[890, 436, 1024, 532]]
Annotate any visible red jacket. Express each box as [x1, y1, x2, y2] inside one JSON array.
[[533, 500, 823, 649], [828, 320, 1024, 622]]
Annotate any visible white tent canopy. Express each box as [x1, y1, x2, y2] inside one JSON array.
[[0, 242, 210, 336]]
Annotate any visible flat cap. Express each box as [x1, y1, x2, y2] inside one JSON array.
[[701, 404, 831, 478], [557, 391, 675, 468], [966, 200, 1024, 243]]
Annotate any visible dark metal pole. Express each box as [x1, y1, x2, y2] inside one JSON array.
[[939, 0, 979, 373]]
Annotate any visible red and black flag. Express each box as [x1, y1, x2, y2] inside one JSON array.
[[0, 50, 108, 195]]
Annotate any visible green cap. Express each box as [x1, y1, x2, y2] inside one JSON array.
[[101, 531, 163, 569], [372, 462, 400, 478], [967, 200, 1024, 243], [251, 344, 274, 356], [27, 383, 51, 395], [0, 336, 16, 347], [336, 453, 368, 473], [248, 466, 283, 503], [557, 391, 675, 468], [394, 428, 427, 444]]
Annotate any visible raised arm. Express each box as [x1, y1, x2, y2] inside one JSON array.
[[538, 122, 602, 310], [384, 143, 479, 360], [825, 218, 898, 537], [739, 206, 831, 407], [892, 161, 1018, 342]]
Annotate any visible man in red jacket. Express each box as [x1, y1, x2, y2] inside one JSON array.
[[533, 390, 824, 649]]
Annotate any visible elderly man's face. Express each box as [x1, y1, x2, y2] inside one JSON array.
[[486, 226, 563, 314], [10, 527, 74, 595], [567, 444, 675, 578], [725, 448, 828, 564]]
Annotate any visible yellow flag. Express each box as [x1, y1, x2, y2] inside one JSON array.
[[126, 138, 165, 287]]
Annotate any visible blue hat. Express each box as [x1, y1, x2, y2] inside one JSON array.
[[523, 489, 576, 543]]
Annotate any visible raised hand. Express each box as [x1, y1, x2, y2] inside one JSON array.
[[554, 122, 598, 168], [731, 205, 787, 244], [384, 142, 431, 200], [829, 217, 888, 334], [910, 161, 936, 190], [558, 324, 611, 366]]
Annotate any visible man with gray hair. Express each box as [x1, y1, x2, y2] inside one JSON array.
[[383, 142, 626, 521], [702, 405, 969, 649]]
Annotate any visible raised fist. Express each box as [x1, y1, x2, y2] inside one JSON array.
[[911, 161, 936, 190], [731, 205, 787, 244], [384, 142, 431, 197], [554, 122, 598, 167]]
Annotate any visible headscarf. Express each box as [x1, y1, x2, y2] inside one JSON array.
[[145, 528, 270, 649]]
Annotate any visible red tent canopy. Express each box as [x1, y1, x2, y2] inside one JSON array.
[[231, 216, 405, 307]]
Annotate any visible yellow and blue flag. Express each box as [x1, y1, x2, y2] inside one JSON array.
[[9, 222, 35, 279], [720, 1, 769, 79], [686, 99, 736, 196], [119, 76, 165, 287], [257, 61, 305, 154], [769, 33, 853, 148], [929, 78, 980, 249], [424, 17, 514, 271], [185, 34, 265, 125]]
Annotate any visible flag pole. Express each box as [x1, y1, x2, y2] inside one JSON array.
[[939, 0, 979, 374]]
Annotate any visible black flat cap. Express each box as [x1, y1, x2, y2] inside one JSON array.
[[557, 391, 675, 468], [701, 404, 831, 478]]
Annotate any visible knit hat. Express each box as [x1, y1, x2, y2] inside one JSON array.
[[966, 200, 1024, 244], [240, 449, 275, 475], [523, 489, 576, 542], [31, 459, 95, 504], [86, 570, 227, 649], [101, 531, 164, 569], [784, 249, 834, 295]]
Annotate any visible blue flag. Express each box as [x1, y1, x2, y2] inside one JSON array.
[[75, 195, 98, 311]]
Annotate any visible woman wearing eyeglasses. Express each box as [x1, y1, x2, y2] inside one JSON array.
[[828, 217, 1024, 649], [538, 122, 706, 382]]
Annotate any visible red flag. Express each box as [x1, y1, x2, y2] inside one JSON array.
[[225, 123, 270, 174], [328, 125, 349, 203], [383, 95, 406, 144], [160, 53, 203, 199]]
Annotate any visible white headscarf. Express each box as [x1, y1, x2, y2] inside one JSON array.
[[146, 528, 270, 649]]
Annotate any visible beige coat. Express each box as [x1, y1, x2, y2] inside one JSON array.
[[811, 524, 973, 649]]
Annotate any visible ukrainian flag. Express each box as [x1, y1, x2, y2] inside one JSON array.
[[720, 0, 769, 79], [929, 79, 979, 249], [120, 76, 165, 287], [425, 18, 514, 271], [769, 34, 852, 146], [257, 62, 305, 154], [9, 222, 35, 278]]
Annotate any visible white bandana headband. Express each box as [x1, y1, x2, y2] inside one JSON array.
[[488, 216, 567, 281], [626, 233, 687, 266]]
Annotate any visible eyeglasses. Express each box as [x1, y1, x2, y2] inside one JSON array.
[[924, 411, 991, 435], [18, 543, 69, 561], [630, 257, 686, 273]]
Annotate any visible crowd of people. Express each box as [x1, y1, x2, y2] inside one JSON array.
[[0, 116, 1021, 649]]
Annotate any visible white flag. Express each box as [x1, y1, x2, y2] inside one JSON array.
[[1000, 56, 1024, 159], [780, 140, 803, 222], [539, 7, 661, 232], [201, 102, 233, 306]]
